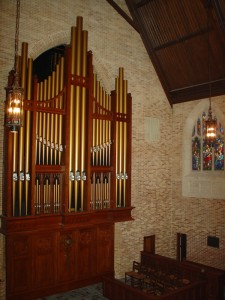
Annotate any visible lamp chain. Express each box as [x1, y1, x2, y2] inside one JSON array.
[[207, 1, 211, 101], [14, 0, 20, 71], [14, 0, 21, 86]]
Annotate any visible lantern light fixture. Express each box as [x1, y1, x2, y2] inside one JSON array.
[[205, 98, 217, 144], [5, 0, 24, 132]]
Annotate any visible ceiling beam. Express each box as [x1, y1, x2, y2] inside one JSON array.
[[106, 0, 139, 32], [153, 28, 209, 51]]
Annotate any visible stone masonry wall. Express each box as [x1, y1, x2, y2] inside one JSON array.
[[172, 97, 225, 270]]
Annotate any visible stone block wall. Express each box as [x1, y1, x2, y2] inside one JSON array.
[[172, 97, 225, 270]]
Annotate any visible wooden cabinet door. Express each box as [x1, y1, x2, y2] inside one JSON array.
[[7, 235, 32, 295], [97, 223, 114, 275], [57, 230, 76, 282], [76, 227, 97, 280], [32, 232, 57, 289]]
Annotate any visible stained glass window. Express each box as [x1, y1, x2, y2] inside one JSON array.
[[192, 112, 224, 171]]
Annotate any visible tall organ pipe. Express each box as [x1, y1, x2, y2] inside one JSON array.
[[74, 17, 82, 211], [123, 79, 128, 207], [18, 42, 28, 215], [80, 30, 88, 211], [69, 26, 76, 211], [25, 58, 33, 214], [59, 57, 64, 165]]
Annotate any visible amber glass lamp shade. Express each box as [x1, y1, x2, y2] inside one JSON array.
[[5, 84, 24, 132], [205, 107, 216, 144]]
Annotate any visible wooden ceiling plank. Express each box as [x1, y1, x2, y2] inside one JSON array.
[[125, 0, 225, 104], [153, 28, 209, 51]]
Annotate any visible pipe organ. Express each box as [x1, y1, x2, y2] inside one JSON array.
[[1, 16, 133, 300]]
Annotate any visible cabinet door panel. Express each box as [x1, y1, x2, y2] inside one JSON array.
[[7, 235, 32, 294], [32, 233, 57, 288], [57, 231, 76, 282], [97, 224, 114, 274], [76, 227, 97, 280]]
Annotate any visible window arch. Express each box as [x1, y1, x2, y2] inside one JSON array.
[[182, 100, 225, 199], [192, 112, 224, 171]]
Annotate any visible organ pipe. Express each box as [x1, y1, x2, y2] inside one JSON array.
[[25, 58, 33, 214], [5, 16, 131, 217]]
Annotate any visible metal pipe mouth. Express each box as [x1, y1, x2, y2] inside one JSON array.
[[10, 125, 18, 133]]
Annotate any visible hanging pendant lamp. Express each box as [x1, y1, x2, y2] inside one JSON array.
[[5, 0, 24, 132], [205, 98, 217, 144]]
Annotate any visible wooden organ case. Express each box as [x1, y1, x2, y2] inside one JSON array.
[[1, 17, 133, 300]]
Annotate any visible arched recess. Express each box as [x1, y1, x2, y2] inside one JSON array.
[[29, 30, 112, 92], [182, 99, 225, 199]]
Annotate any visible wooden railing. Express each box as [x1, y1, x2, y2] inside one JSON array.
[[103, 276, 206, 300]]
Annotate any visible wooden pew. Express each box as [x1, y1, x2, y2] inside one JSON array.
[[103, 275, 206, 300], [141, 251, 225, 300]]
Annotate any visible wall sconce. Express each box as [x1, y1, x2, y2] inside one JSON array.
[[5, 0, 24, 132]]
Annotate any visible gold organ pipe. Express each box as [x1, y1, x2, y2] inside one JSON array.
[[99, 173, 101, 209], [48, 178, 50, 212], [38, 82, 44, 164], [56, 177, 59, 212], [25, 58, 33, 214], [55, 178, 58, 212], [119, 68, 124, 206], [123, 80, 128, 207], [93, 173, 96, 209], [92, 74, 97, 166], [53, 176, 59, 213], [12, 58, 19, 216], [104, 175, 109, 208], [100, 173, 103, 209], [107, 173, 110, 207], [43, 180, 46, 213], [59, 57, 64, 165], [102, 91, 106, 166], [105, 94, 109, 166], [46, 76, 52, 165], [45, 177, 50, 213], [108, 94, 112, 166], [50, 71, 56, 165], [35, 177, 40, 214], [80, 30, 88, 211], [96, 175, 100, 209], [55, 64, 60, 165], [44, 178, 47, 213], [42, 80, 47, 165], [69, 26, 76, 211], [96, 81, 100, 166], [18, 43, 28, 215], [115, 77, 120, 207], [35, 82, 40, 164], [12, 133, 18, 216], [104, 176, 107, 208], [74, 17, 82, 211], [53, 178, 56, 212], [90, 175, 94, 209], [35, 178, 37, 214], [36, 82, 40, 164], [99, 87, 103, 166], [57, 177, 60, 211]]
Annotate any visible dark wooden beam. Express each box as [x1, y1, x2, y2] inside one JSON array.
[[153, 28, 209, 51], [170, 77, 225, 104], [106, 0, 139, 32]]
